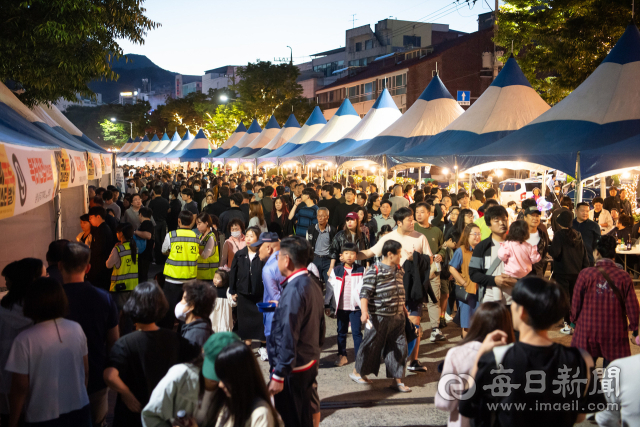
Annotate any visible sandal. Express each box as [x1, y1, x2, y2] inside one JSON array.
[[349, 373, 371, 384], [390, 382, 412, 393]]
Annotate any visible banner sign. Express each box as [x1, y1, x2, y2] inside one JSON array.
[[101, 153, 113, 174], [55, 149, 88, 189], [87, 153, 103, 180], [0, 143, 57, 220]]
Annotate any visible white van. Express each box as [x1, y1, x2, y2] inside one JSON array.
[[498, 179, 543, 206]]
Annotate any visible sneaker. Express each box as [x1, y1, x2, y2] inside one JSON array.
[[439, 317, 447, 329], [560, 322, 573, 335], [430, 328, 446, 342], [407, 360, 428, 372], [258, 347, 268, 361], [334, 355, 348, 367], [444, 313, 454, 322]]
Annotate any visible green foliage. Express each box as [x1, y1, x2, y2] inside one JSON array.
[[204, 102, 245, 147], [494, 0, 632, 104], [99, 119, 128, 146], [0, 0, 158, 106], [233, 61, 316, 125]]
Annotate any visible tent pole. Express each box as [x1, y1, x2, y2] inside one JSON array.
[[541, 169, 547, 200], [383, 157, 388, 193], [575, 151, 582, 206], [54, 191, 62, 241], [454, 157, 459, 193], [418, 166, 422, 189], [600, 174, 607, 200]]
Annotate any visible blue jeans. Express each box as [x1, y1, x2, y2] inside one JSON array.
[[313, 255, 332, 284], [336, 309, 362, 357]]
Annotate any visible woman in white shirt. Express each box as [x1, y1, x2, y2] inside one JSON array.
[[435, 302, 514, 427], [6, 277, 90, 427], [248, 201, 269, 233]]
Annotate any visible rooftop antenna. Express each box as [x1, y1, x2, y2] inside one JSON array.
[[350, 14, 358, 28]]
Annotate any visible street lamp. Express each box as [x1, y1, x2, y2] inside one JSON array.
[[287, 46, 293, 64], [110, 117, 133, 138], [219, 95, 237, 102]]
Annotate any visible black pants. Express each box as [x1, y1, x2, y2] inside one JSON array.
[[273, 365, 318, 427], [158, 280, 184, 329], [154, 222, 167, 266], [24, 405, 91, 427], [554, 273, 579, 323], [138, 259, 151, 283]]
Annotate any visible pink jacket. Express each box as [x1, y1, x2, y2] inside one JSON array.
[[498, 240, 541, 279]]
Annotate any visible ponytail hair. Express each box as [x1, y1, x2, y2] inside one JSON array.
[[116, 223, 137, 265]]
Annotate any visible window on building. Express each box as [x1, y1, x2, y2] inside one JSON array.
[[365, 40, 373, 50], [355, 42, 362, 52], [403, 35, 421, 47]]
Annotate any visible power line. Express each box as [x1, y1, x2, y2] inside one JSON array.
[[386, 2, 468, 40], [385, 2, 458, 39]]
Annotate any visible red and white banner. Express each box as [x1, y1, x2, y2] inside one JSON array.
[[87, 152, 103, 180], [55, 148, 88, 189], [0, 143, 57, 220]]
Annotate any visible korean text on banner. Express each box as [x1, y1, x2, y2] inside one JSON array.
[[0, 143, 57, 220], [101, 153, 113, 174], [87, 152, 103, 180], [55, 149, 88, 189]]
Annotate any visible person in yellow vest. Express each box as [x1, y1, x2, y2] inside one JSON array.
[[107, 222, 139, 334], [161, 210, 201, 323], [195, 212, 220, 281]]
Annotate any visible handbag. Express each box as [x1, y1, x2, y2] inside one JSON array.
[[132, 235, 147, 253], [454, 284, 470, 304]]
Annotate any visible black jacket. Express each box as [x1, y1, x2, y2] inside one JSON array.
[[306, 224, 337, 254], [167, 199, 182, 231], [180, 318, 212, 347], [207, 197, 231, 219], [328, 230, 370, 262], [531, 224, 550, 277], [402, 250, 437, 303], [604, 195, 622, 214], [261, 197, 273, 223], [548, 228, 590, 276], [220, 207, 246, 239], [332, 202, 359, 229], [228, 247, 265, 297]]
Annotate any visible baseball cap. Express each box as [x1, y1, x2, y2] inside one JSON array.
[[202, 332, 241, 381], [284, 186, 291, 193], [346, 212, 359, 221], [250, 232, 280, 247], [524, 206, 541, 215]]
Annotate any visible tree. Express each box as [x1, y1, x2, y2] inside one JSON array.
[[205, 102, 245, 147], [493, 0, 632, 104], [0, 0, 158, 106], [232, 61, 315, 125], [99, 119, 128, 147]]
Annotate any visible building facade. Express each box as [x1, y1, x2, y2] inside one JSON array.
[[315, 28, 498, 119], [202, 66, 240, 94], [56, 93, 103, 111]]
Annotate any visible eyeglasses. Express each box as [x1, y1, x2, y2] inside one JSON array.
[[275, 253, 289, 261], [470, 232, 482, 237]]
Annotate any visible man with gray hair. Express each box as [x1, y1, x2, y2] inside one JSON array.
[[389, 184, 409, 216], [307, 207, 336, 284]]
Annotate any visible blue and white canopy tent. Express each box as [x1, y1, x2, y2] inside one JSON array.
[[149, 131, 182, 160], [459, 24, 640, 182], [259, 107, 326, 166], [120, 136, 142, 158], [163, 129, 195, 161], [216, 119, 262, 160], [168, 129, 213, 162], [306, 89, 402, 166], [137, 133, 161, 159], [119, 137, 135, 154], [232, 115, 280, 162], [393, 56, 550, 170], [209, 122, 247, 158], [126, 135, 151, 159], [144, 132, 171, 160], [281, 99, 361, 166], [338, 75, 464, 169], [249, 114, 300, 167]]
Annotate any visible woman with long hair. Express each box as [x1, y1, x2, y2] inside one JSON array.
[[248, 201, 268, 233], [196, 213, 220, 281], [356, 205, 376, 246], [448, 223, 482, 337], [435, 302, 515, 427], [215, 341, 281, 427], [0, 259, 44, 424], [329, 211, 370, 272], [443, 207, 461, 242], [269, 196, 292, 237], [454, 208, 474, 236]]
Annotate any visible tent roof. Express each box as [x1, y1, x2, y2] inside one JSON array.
[[247, 114, 301, 158], [282, 99, 360, 158], [214, 122, 247, 155], [459, 24, 640, 175], [217, 119, 262, 158], [337, 75, 463, 165], [307, 89, 401, 160], [258, 108, 326, 160], [170, 128, 212, 161], [392, 56, 549, 169]]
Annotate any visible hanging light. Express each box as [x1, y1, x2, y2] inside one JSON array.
[[496, 170, 504, 177], [442, 168, 449, 174]]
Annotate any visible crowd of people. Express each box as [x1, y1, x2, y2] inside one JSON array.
[[0, 165, 638, 427]]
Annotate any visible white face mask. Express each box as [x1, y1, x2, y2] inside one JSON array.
[[194, 186, 200, 191], [231, 230, 242, 239], [174, 301, 191, 322]]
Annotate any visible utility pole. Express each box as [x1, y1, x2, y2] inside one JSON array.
[[287, 46, 293, 65], [493, 0, 499, 80]]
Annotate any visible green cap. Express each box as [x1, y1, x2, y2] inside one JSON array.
[[202, 332, 241, 381]]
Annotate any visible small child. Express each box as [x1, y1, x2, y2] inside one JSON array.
[[498, 220, 541, 280], [209, 270, 237, 333], [325, 242, 365, 381], [507, 201, 518, 226]]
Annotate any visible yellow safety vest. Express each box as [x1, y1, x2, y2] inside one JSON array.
[[197, 231, 220, 280], [110, 242, 139, 292], [163, 229, 200, 282]]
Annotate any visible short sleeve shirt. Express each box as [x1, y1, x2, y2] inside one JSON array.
[[369, 230, 433, 264]]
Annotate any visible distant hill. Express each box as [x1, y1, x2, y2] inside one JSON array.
[[88, 54, 201, 103]]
